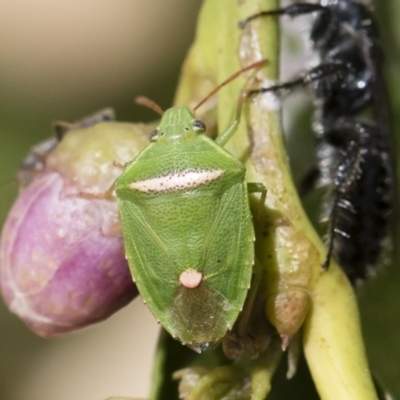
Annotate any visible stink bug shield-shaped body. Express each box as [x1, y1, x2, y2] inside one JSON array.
[[116, 106, 255, 352]]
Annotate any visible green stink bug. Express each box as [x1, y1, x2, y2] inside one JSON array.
[[116, 62, 266, 352]]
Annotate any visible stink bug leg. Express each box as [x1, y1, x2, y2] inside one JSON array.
[[215, 90, 267, 220], [248, 182, 267, 220], [222, 258, 268, 360], [115, 61, 268, 352]]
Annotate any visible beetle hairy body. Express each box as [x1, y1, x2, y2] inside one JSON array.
[[241, 0, 395, 284]]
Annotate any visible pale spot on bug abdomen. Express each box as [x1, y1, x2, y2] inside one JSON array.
[[179, 269, 202, 289], [130, 170, 223, 193]]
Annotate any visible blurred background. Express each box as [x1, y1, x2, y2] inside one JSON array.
[[0, 0, 400, 399]]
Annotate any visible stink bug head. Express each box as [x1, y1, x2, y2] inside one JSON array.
[[150, 107, 206, 143]]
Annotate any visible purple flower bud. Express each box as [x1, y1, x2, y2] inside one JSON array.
[[0, 120, 151, 336]]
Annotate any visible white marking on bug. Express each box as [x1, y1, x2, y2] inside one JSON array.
[[130, 170, 223, 193], [179, 269, 203, 289]]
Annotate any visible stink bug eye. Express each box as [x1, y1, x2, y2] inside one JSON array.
[[193, 120, 206, 133]]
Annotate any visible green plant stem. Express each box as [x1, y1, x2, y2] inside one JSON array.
[[173, 0, 377, 398]]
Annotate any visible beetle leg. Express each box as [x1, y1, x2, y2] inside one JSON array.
[[248, 62, 350, 98], [239, 3, 326, 29], [321, 120, 366, 270]]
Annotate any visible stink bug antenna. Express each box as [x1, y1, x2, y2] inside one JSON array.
[[135, 96, 164, 116], [193, 59, 268, 112]]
